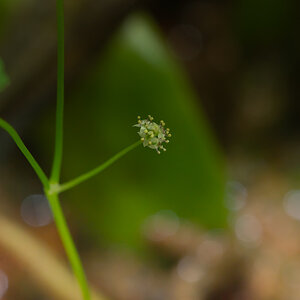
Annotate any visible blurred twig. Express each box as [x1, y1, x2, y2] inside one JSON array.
[[0, 213, 106, 300]]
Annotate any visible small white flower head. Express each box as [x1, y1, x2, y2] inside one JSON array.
[[134, 115, 171, 154]]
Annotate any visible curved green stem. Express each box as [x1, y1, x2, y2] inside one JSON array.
[[57, 140, 142, 194], [51, 0, 65, 182], [1, 0, 141, 298], [0, 118, 49, 189], [46, 192, 91, 300], [0, 117, 92, 299]]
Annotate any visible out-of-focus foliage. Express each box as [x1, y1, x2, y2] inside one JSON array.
[[234, 0, 291, 45], [37, 14, 227, 248], [0, 59, 9, 92], [0, 0, 22, 35]]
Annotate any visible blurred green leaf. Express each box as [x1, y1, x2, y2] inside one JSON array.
[[0, 0, 22, 37], [38, 14, 227, 248], [0, 59, 9, 92]]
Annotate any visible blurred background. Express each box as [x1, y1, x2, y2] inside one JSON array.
[[0, 0, 300, 299]]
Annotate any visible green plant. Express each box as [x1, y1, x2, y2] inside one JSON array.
[[0, 2, 171, 300], [0, 59, 9, 92]]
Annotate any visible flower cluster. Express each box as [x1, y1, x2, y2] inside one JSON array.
[[134, 115, 171, 154]]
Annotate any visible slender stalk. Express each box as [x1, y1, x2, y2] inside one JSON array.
[[57, 140, 142, 194], [49, 1, 92, 299], [46, 193, 91, 300], [1, 0, 143, 298], [51, 0, 65, 182], [0, 118, 49, 189], [0, 118, 92, 298]]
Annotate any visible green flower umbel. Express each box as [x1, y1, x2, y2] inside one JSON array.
[[134, 115, 171, 154]]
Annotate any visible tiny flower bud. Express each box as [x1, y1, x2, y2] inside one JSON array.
[[134, 115, 171, 154]]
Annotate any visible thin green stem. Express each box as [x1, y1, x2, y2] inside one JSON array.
[[49, 0, 92, 298], [51, 0, 65, 182], [0, 118, 92, 299], [0, 118, 49, 189], [46, 192, 90, 300], [57, 140, 142, 194]]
